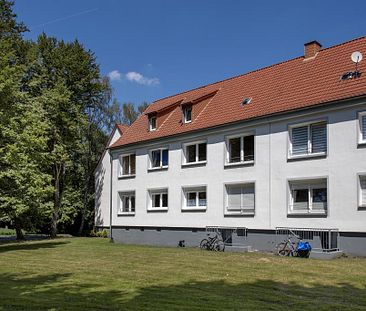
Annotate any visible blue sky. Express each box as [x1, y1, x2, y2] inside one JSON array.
[[14, 0, 366, 106]]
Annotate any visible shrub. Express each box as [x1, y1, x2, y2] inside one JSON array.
[[101, 229, 108, 238]]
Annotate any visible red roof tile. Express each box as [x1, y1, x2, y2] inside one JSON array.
[[116, 124, 129, 133], [110, 37, 366, 149]]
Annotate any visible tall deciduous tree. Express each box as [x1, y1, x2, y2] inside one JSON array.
[[23, 34, 112, 237], [0, 0, 52, 240]]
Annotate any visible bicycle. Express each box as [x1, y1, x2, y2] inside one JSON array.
[[200, 234, 225, 252], [276, 230, 304, 257]]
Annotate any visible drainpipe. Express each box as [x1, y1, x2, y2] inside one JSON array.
[[109, 149, 114, 242], [268, 121, 272, 229]]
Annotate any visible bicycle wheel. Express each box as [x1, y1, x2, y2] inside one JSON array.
[[276, 242, 291, 256], [213, 239, 225, 252], [200, 239, 209, 250]]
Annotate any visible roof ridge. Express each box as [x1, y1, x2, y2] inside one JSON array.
[[151, 36, 366, 105]]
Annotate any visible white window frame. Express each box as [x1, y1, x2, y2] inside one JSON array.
[[148, 147, 169, 170], [225, 182, 255, 216], [288, 120, 327, 159], [182, 140, 207, 166], [358, 174, 366, 208], [183, 105, 192, 124], [119, 153, 136, 177], [358, 111, 366, 145], [118, 191, 135, 215], [225, 133, 255, 166], [149, 116, 157, 131], [182, 186, 207, 211], [288, 179, 328, 215], [147, 188, 168, 212]]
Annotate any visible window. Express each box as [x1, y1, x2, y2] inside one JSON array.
[[183, 141, 207, 165], [118, 191, 135, 215], [225, 183, 255, 215], [289, 122, 327, 158], [149, 148, 169, 169], [148, 189, 168, 211], [182, 186, 207, 211], [183, 105, 192, 123], [226, 135, 254, 164], [149, 116, 156, 131], [289, 179, 327, 215], [358, 112, 366, 144], [120, 154, 136, 177], [359, 175, 366, 207]]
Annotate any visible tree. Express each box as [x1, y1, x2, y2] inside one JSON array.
[[22, 34, 112, 237], [0, 0, 52, 240], [121, 101, 150, 125]]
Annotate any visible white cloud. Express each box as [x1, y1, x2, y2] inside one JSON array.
[[125, 71, 160, 86], [107, 70, 122, 81]]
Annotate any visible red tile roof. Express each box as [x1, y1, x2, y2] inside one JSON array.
[[110, 37, 366, 149], [116, 124, 129, 134]]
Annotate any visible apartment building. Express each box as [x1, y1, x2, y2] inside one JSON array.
[[95, 37, 366, 256]]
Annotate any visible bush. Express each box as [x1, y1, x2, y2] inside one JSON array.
[[101, 229, 108, 238], [88, 229, 108, 238]]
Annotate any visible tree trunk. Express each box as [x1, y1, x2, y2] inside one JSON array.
[[50, 163, 64, 238], [15, 219, 25, 241], [78, 180, 89, 236]]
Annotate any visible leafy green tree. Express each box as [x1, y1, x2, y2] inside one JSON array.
[[0, 0, 52, 240], [23, 34, 112, 237]]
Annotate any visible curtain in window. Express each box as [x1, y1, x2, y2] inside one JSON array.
[[122, 156, 130, 175], [151, 150, 161, 167]]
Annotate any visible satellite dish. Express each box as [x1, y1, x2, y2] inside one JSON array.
[[351, 51, 363, 63]]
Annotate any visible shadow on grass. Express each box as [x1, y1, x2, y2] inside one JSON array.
[[0, 272, 365, 310], [0, 240, 70, 253]]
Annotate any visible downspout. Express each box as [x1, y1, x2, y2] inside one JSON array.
[[268, 121, 272, 229], [109, 149, 114, 242]]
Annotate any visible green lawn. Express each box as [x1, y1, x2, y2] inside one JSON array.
[[0, 238, 366, 310]]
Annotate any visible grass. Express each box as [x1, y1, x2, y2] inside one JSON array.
[[0, 238, 365, 310]]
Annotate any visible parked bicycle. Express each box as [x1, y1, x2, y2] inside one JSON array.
[[276, 230, 312, 258], [200, 234, 225, 252]]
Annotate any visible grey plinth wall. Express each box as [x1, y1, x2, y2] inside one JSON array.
[[102, 226, 366, 257]]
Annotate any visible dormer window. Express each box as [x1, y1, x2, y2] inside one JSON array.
[[183, 105, 192, 124], [149, 116, 156, 131]]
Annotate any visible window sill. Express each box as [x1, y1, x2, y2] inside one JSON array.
[[182, 161, 207, 168], [287, 152, 327, 162], [224, 211, 255, 217], [287, 210, 327, 217], [117, 212, 135, 216], [148, 166, 168, 172], [357, 141, 366, 148], [181, 206, 207, 212], [147, 207, 168, 212], [224, 161, 254, 168], [358, 205, 366, 210], [118, 174, 136, 180]]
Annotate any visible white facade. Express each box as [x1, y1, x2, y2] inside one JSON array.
[[96, 99, 366, 233], [95, 127, 121, 227]]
